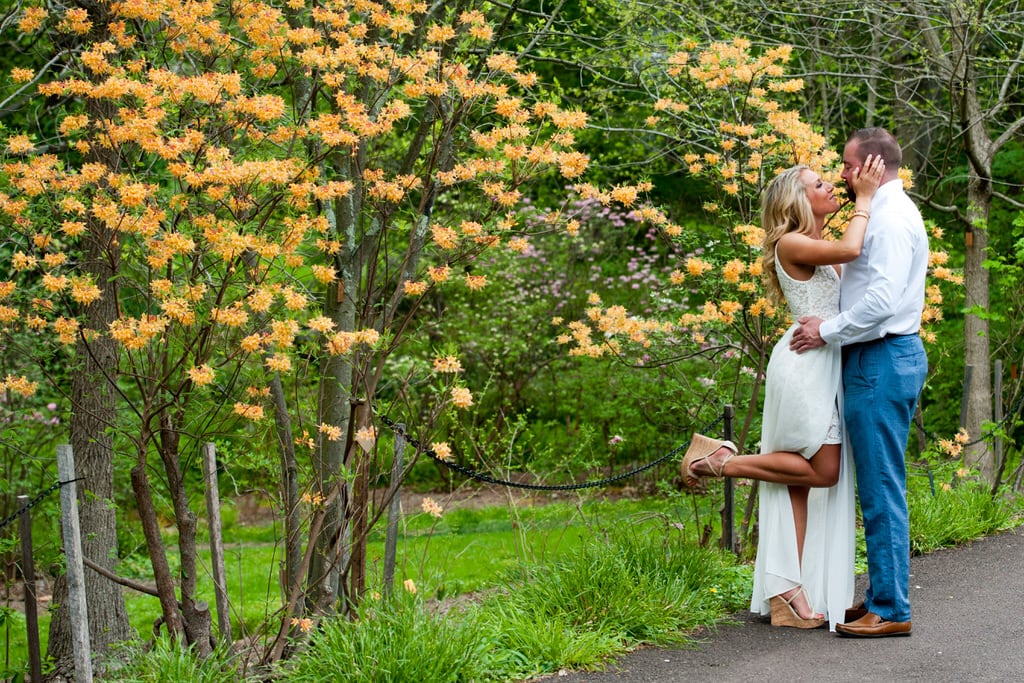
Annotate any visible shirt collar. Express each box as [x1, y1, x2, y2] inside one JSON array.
[[873, 178, 904, 202]]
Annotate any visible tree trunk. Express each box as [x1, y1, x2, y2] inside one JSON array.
[[962, 180, 993, 480], [949, 2, 995, 481], [159, 411, 212, 655], [346, 401, 372, 608], [130, 446, 184, 641], [45, 6, 134, 663], [46, 227, 134, 677], [268, 374, 302, 596], [305, 183, 358, 612]]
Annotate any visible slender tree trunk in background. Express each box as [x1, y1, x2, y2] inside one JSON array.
[[944, 2, 995, 481], [159, 411, 212, 655], [268, 374, 302, 596], [130, 428, 184, 641], [346, 401, 372, 607], [962, 180, 993, 480]]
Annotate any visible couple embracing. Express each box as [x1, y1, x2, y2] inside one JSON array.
[[683, 128, 929, 637]]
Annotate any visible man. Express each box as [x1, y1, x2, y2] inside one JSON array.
[[790, 128, 929, 638]]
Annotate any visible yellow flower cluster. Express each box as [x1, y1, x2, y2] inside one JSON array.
[[937, 428, 971, 458], [464, 273, 487, 290], [290, 617, 314, 633], [109, 316, 169, 350], [185, 364, 214, 387], [2, 375, 39, 397], [17, 7, 47, 33], [433, 355, 463, 373], [685, 257, 713, 277], [689, 39, 791, 89], [403, 280, 429, 296], [679, 300, 744, 331], [233, 402, 265, 421], [450, 386, 473, 408], [421, 497, 443, 518], [431, 442, 453, 460], [319, 423, 343, 441]]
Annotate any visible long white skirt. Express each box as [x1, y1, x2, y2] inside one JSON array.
[[748, 325, 856, 631]]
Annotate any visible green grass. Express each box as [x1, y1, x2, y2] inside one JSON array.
[[1, 494, 688, 675], [909, 478, 1018, 554], [274, 521, 748, 682], [3, 484, 1020, 681]]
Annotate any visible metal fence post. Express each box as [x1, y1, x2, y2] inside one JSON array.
[[721, 404, 736, 555], [960, 364, 973, 429], [18, 495, 43, 683], [991, 360, 1005, 495]]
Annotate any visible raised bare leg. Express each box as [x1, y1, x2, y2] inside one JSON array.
[[690, 443, 840, 488]]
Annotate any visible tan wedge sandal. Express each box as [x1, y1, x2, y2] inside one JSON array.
[[769, 588, 826, 629], [680, 433, 737, 489]]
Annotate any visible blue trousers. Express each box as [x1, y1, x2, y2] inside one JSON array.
[[843, 334, 927, 623]]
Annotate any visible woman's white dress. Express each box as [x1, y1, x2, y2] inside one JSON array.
[[749, 261, 856, 631]]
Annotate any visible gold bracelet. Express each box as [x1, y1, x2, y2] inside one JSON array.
[[850, 210, 870, 221]]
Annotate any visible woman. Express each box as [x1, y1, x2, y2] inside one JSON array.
[[682, 156, 884, 630]]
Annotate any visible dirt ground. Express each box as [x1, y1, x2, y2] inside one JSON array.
[[384, 481, 652, 516], [229, 480, 654, 524]]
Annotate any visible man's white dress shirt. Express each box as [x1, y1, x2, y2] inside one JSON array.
[[819, 179, 928, 345]]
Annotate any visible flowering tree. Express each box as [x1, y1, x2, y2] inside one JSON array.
[[1, 0, 684, 669], [666, 0, 1024, 486], [558, 38, 962, 544], [562, 40, 842, 436]]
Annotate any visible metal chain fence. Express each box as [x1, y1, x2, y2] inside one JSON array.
[[0, 478, 81, 533], [377, 412, 725, 491]]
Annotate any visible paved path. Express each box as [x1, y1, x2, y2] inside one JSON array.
[[556, 525, 1024, 683]]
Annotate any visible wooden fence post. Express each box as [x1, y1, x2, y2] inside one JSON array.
[[348, 401, 371, 603], [18, 495, 43, 683], [382, 424, 406, 596], [56, 445, 93, 683], [202, 442, 232, 644]]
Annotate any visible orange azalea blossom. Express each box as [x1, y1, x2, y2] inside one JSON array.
[[318, 423, 343, 441], [290, 617, 314, 633], [3, 375, 39, 397], [685, 257, 713, 277], [233, 403, 264, 421], [421, 497, 443, 518], [428, 265, 451, 283], [433, 355, 463, 373], [403, 280, 429, 295], [451, 386, 473, 408], [464, 274, 487, 290], [188, 365, 215, 386], [0, 306, 18, 324]]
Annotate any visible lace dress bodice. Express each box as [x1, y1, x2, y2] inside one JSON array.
[[776, 261, 841, 321]]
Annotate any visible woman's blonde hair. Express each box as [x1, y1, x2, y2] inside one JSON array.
[[760, 165, 816, 304]]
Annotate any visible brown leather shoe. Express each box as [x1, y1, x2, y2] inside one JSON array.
[[844, 601, 868, 622], [835, 611, 911, 638]]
